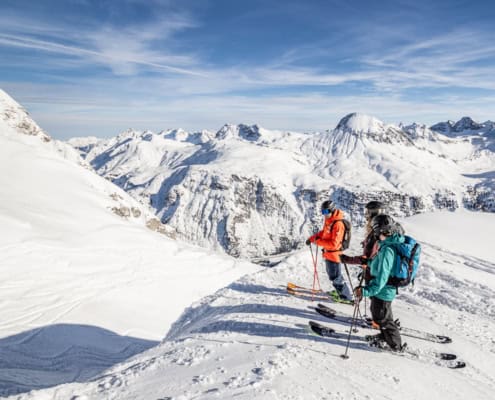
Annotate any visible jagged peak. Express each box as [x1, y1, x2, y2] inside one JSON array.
[[453, 116, 483, 132], [215, 123, 261, 141], [430, 120, 455, 134], [431, 117, 488, 135]]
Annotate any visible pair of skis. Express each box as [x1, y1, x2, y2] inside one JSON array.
[[286, 282, 354, 305], [287, 282, 465, 368], [314, 303, 452, 344], [307, 320, 466, 369], [288, 282, 452, 344]]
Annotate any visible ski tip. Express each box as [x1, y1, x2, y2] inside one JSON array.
[[439, 353, 457, 361], [451, 361, 466, 369]]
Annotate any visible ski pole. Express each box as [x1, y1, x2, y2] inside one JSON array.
[[343, 262, 354, 298], [341, 274, 365, 359], [342, 262, 362, 331], [310, 244, 322, 295]]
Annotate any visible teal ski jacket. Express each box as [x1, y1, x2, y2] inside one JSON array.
[[362, 233, 405, 302]]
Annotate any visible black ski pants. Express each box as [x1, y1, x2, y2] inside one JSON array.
[[370, 297, 402, 349]]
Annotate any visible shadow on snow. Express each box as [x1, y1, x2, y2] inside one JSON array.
[[168, 282, 371, 355], [0, 323, 158, 397]]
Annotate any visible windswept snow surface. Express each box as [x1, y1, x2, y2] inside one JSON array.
[[0, 104, 259, 396], [19, 212, 495, 400]]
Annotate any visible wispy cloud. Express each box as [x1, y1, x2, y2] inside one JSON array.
[[1, 1, 494, 138], [0, 11, 202, 76]]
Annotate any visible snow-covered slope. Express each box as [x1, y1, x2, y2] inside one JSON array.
[[0, 90, 260, 396], [72, 112, 495, 259], [19, 211, 495, 400]]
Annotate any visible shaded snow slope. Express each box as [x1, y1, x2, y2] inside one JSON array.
[[20, 212, 495, 400], [0, 95, 259, 396]]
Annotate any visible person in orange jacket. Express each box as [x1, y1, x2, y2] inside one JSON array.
[[306, 200, 353, 302]]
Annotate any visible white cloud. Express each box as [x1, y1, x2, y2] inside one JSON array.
[[0, 12, 202, 76]]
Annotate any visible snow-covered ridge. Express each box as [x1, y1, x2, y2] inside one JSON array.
[[0, 90, 260, 396], [67, 111, 495, 259], [0, 89, 51, 142]]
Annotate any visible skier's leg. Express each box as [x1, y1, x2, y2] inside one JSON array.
[[370, 297, 401, 349], [325, 261, 352, 300]]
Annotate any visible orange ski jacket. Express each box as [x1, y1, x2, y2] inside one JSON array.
[[308, 209, 346, 262]]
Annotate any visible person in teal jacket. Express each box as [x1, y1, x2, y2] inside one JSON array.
[[354, 214, 404, 351]]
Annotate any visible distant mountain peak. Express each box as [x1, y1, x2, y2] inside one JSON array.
[[453, 116, 483, 132], [333, 112, 411, 145], [431, 117, 486, 136], [215, 123, 261, 141], [335, 113, 385, 134]]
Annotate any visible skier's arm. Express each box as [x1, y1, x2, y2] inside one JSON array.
[[316, 221, 344, 250], [362, 247, 394, 297], [340, 255, 366, 265], [308, 230, 323, 243]]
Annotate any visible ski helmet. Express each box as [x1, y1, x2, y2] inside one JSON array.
[[321, 200, 336, 215], [370, 214, 394, 236], [365, 201, 386, 219]]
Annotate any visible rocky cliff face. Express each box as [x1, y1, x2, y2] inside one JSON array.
[[0, 89, 51, 142]]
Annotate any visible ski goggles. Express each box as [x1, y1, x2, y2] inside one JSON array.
[[321, 209, 332, 215]]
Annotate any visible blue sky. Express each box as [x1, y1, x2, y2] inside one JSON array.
[[1, 0, 494, 139]]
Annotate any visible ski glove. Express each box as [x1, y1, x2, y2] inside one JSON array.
[[305, 239, 311, 246], [354, 286, 363, 302], [340, 254, 351, 263]]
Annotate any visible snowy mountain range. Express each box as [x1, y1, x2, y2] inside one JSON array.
[[1, 88, 495, 399], [69, 112, 495, 259]]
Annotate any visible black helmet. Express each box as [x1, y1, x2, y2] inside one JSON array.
[[365, 201, 386, 219], [371, 214, 394, 236], [321, 200, 336, 215]]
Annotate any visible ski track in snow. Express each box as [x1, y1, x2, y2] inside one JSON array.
[[17, 243, 495, 400]]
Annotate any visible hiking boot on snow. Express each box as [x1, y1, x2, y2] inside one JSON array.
[[328, 290, 354, 304], [369, 337, 407, 353]]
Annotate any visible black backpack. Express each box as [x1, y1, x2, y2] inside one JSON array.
[[329, 219, 352, 251]]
